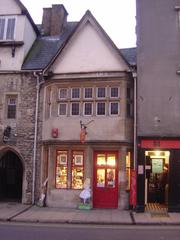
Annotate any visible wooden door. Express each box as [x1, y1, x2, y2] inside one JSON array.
[[93, 152, 118, 208]]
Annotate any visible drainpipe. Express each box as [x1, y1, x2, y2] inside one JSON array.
[[32, 71, 44, 204], [132, 69, 137, 170]]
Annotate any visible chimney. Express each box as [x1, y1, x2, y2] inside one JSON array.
[[41, 5, 68, 36]]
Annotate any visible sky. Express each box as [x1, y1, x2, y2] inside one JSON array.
[[21, 0, 136, 48]]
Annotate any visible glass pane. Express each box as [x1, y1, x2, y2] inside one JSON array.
[[72, 88, 80, 98], [72, 166, 83, 189], [56, 166, 67, 188], [59, 88, 67, 99], [6, 18, 15, 40], [71, 103, 79, 115], [97, 154, 106, 165], [84, 102, 92, 115], [97, 169, 105, 187], [107, 169, 115, 188], [59, 103, 67, 115], [110, 102, 119, 115], [97, 102, 105, 115], [97, 87, 105, 98], [84, 88, 93, 98], [0, 18, 5, 39], [111, 87, 119, 98], [107, 154, 116, 166]]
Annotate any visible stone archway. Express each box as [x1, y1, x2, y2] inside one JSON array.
[[0, 151, 23, 202]]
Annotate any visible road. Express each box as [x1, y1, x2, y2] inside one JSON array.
[[0, 223, 180, 240]]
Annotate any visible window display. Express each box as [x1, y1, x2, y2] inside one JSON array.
[[56, 151, 68, 189], [72, 151, 84, 189]]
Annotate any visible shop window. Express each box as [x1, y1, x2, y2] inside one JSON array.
[[96, 102, 106, 115], [84, 102, 93, 116], [71, 88, 80, 99], [72, 151, 84, 189], [84, 87, 93, 99], [7, 96, 17, 119], [56, 151, 68, 189], [126, 152, 131, 190], [0, 17, 15, 40]]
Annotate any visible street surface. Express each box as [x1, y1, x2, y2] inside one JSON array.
[[0, 223, 180, 240]]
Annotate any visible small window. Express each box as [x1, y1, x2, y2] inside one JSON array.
[[84, 102, 93, 116], [72, 151, 84, 189], [110, 102, 119, 115], [56, 151, 68, 189], [7, 96, 17, 119], [71, 88, 80, 99], [59, 88, 68, 99], [97, 102, 106, 115], [0, 17, 15, 40], [97, 87, 106, 98], [127, 87, 133, 99], [59, 103, 67, 116], [127, 102, 133, 118], [110, 87, 119, 98], [71, 103, 80, 116], [84, 88, 93, 99]]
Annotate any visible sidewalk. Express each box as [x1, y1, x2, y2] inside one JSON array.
[[0, 202, 180, 225]]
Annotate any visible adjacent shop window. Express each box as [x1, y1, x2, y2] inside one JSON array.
[[72, 151, 84, 189], [56, 150, 84, 189], [0, 17, 15, 40], [59, 103, 67, 116], [84, 87, 93, 99], [110, 102, 119, 115], [56, 151, 68, 189], [7, 96, 17, 119], [96, 102, 106, 115], [126, 152, 131, 190], [84, 102, 93, 116]]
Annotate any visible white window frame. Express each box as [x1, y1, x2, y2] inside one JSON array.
[[96, 87, 106, 99], [109, 102, 119, 116], [0, 16, 16, 41], [71, 102, 80, 116], [84, 87, 93, 99], [83, 102, 93, 116], [58, 103, 67, 116], [71, 88, 80, 99], [96, 102, 106, 116], [110, 87, 119, 98], [59, 88, 68, 100]]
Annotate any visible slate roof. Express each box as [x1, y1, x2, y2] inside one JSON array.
[[120, 47, 137, 66], [22, 22, 78, 70]]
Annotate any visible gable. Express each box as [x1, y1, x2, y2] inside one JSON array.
[[51, 21, 129, 74], [1, 0, 22, 15]]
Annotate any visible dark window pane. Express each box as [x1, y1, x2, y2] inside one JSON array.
[[84, 103, 92, 115], [59, 104, 67, 115], [84, 88, 92, 98], [72, 103, 79, 115], [0, 18, 5, 39], [97, 87, 105, 98], [7, 105, 16, 119], [110, 102, 119, 115], [97, 102, 105, 115], [72, 88, 80, 99], [6, 18, 15, 40], [111, 87, 119, 98]]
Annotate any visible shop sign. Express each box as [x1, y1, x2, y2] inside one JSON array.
[[130, 169, 136, 207]]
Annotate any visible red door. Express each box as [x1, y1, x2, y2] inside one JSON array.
[[93, 152, 118, 208]]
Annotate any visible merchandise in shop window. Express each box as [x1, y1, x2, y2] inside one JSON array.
[[72, 152, 84, 189], [56, 151, 68, 189]]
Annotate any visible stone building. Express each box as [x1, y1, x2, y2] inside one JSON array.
[[0, 0, 39, 204], [0, 0, 136, 209], [136, 0, 180, 212]]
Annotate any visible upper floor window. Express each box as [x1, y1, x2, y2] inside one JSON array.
[[59, 88, 68, 99], [7, 96, 17, 119], [84, 88, 93, 99], [97, 87, 106, 98], [71, 88, 80, 99], [0, 17, 15, 41], [110, 87, 119, 98]]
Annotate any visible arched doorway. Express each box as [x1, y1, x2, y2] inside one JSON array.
[[0, 151, 23, 202]]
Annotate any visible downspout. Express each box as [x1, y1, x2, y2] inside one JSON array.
[[32, 71, 44, 204], [132, 69, 137, 170]]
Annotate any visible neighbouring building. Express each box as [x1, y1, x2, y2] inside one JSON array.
[[136, 0, 180, 212], [0, 0, 40, 204], [0, 0, 136, 209]]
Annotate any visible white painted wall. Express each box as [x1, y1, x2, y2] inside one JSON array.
[[52, 22, 128, 74], [0, 0, 37, 71]]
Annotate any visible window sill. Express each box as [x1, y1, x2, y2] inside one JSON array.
[[0, 41, 24, 47]]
